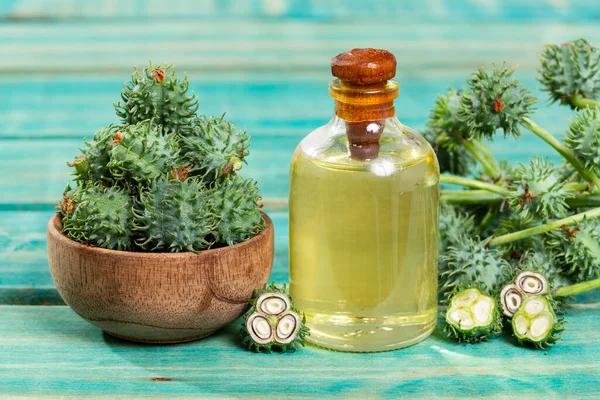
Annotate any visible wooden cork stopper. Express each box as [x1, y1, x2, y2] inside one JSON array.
[[331, 48, 396, 86], [330, 48, 397, 160]]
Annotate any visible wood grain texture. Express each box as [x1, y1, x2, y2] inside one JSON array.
[[46, 213, 274, 343], [3, 0, 599, 21], [0, 76, 579, 207], [1, 1, 600, 396], [1, 19, 600, 74], [0, 73, 568, 139], [0, 304, 599, 398]]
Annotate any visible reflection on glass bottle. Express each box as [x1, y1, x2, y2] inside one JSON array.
[[289, 49, 440, 352]]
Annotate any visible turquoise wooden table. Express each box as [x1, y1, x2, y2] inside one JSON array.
[[1, 1, 600, 397]]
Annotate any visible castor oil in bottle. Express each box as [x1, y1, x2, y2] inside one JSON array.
[[289, 49, 439, 352]]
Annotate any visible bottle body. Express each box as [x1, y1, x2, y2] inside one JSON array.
[[289, 116, 439, 352]]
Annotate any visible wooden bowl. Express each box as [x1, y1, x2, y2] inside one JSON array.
[[47, 212, 274, 344]]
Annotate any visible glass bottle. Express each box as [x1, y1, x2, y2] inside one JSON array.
[[289, 48, 440, 352]]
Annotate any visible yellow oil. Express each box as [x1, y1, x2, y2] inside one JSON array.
[[289, 138, 439, 352]]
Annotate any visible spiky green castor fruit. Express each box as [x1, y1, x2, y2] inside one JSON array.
[[440, 235, 512, 296], [423, 128, 473, 176], [538, 38, 600, 107], [425, 88, 476, 175], [511, 295, 564, 349], [439, 205, 476, 256], [133, 178, 215, 252], [429, 88, 471, 140], [544, 219, 600, 282], [179, 115, 250, 182], [443, 287, 502, 343], [459, 66, 536, 140], [68, 125, 120, 184], [507, 157, 572, 219], [566, 107, 600, 170], [210, 175, 263, 246], [58, 184, 133, 250], [558, 160, 587, 184], [115, 63, 198, 134], [107, 120, 179, 186], [493, 215, 540, 260], [240, 283, 310, 353]]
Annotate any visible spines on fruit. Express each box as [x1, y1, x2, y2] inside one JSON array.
[[115, 63, 198, 134], [133, 178, 216, 252], [107, 120, 179, 186], [60, 184, 133, 251], [210, 175, 263, 246], [179, 115, 250, 183]]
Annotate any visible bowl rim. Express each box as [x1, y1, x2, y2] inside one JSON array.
[[48, 211, 273, 259]]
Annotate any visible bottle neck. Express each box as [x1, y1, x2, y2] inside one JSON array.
[[329, 79, 399, 121], [329, 79, 399, 160]]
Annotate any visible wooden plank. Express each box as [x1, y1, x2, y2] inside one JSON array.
[[0, 135, 295, 205], [0, 73, 576, 139], [0, 304, 599, 398], [0, 72, 578, 206], [0, 134, 565, 206], [0, 210, 290, 304], [1, 20, 600, 74], [0, 125, 569, 206], [3, 0, 600, 21]]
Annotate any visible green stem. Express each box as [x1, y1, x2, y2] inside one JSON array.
[[440, 190, 504, 204], [440, 174, 509, 196], [479, 208, 498, 232], [460, 139, 501, 179], [521, 117, 600, 190], [435, 132, 450, 146], [567, 194, 600, 208], [571, 94, 600, 109], [564, 182, 591, 192], [472, 139, 501, 173], [440, 190, 600, 207], [488, 207, 600, 247], [554, 278, 600, 297]]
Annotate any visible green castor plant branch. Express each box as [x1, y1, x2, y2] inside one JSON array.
[[240, 283, 310, 353], [487, 206, 600, 247], [520, 117, 600, 190], [427, 88, 501, 178], [429, 38, 600, 350], [554, 278, 600, 297], [428, 52, 600, 189]]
